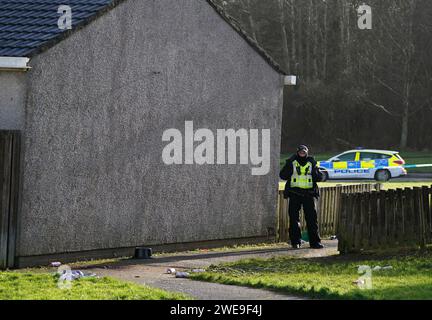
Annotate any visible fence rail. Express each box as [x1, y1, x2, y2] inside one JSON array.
[[337, 186, 432, 253], [276, 183, 379, 242]]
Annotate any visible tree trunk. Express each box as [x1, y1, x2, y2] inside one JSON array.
[[322, 0, 328, 80], [305, 0, 311, 81], [312, 1, 319, 80], [400, 104, 409, 149], [278, 0, 290, 72], [297, 5, 303, 77], [289, 0, 296, 72], [245, 0, 257, 41]]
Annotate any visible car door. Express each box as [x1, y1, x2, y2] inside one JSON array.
[[330, 152, 358, 179], [359, 152, 392, 179], [359, 152, 379, 178]]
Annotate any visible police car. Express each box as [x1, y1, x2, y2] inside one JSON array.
[[318, 149, 407, 182]]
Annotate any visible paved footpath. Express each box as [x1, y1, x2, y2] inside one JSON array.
[[85, 240, 338, 300]]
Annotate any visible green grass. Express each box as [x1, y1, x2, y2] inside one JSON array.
[[400, 152, 432, 173], [280, 151, 432, 173], [0, 271, 190, 300], [379, 182, 432, 190], [190, 249, 432, 300]]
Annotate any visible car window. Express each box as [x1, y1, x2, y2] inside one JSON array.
[[360, 152, 391, 160], [335, 152, 356, 162]]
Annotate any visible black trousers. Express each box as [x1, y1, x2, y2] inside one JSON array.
[[288, 193, 321, 246]]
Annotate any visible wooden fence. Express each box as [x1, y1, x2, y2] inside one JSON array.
[[276, 183, 379, 242], [0, 131, 21, 269], [337, 187, 432, 253]]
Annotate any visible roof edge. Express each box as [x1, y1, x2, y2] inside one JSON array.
[[23, 0, 286, 76], [27, 0, 128, 58], [206, 0, 287, 75]]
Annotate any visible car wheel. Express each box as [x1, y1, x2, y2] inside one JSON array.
[[320, 170, 329, 182], [375, 169, 391, 182]]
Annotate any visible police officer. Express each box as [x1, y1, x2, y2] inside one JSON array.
[[280, 145, 324, 249]]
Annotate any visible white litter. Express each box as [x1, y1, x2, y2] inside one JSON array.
[[58, 270, 97, 281], [192, 269, 206, 273], [373, 265, 393, 271], [166, 268, 176, 274]]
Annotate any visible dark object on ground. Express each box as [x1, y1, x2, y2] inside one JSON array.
[[134, 247, 152, 259], [330, 235, 337, 240], [310, 243, 324, 249], [175, 272, 190, 278], [291, 244, 301, 250]]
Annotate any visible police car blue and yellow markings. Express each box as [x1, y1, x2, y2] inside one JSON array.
[[318, 161, 432, 171], [317, 150, 405, 172], [318, 158, 391, 171]]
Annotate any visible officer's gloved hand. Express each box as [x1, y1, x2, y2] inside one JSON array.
[[315, 168, 324, 182]]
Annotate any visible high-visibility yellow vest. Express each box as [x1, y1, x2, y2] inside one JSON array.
[[291, 160, 313, 189]]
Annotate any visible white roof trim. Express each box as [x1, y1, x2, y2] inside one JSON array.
[[0, 57, 31, 71]]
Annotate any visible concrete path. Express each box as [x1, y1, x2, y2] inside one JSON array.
[[84, 240, 338, 300]]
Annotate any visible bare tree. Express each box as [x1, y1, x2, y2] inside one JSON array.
[[357, 0, 432, 149]]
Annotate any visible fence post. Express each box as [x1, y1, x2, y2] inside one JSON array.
[[385, 190, 401, 246], [412, 188, 420, 247], [0, 133, 12, 269], [323, 188, 330, 236], [369, 190, 379, 249], [406, 188, 417, 246], [337, 193, 348, 253], [414, 187, 426, 249], [0, 131, 21, 270], [325, 188, 331, 235], [337, 193, 343, 252], [361, 192, 371, 250], [384, 190, 396, 249], [318, 188, 325, 236], [334, 185, 342, 234], [330, 187, 335, 235], [422, 186, 432, 244], [350, 193, 361, 253], [276, 190, 281, 242]]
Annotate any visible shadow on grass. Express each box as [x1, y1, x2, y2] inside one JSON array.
[[69, 242, 338, 271], [190, 246, 432, 300], [195, 277, 432, 300]]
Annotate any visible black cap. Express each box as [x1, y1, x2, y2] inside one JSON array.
[[297, 145, 309, 153]]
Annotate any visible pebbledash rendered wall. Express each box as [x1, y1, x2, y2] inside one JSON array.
[[17, 0, 283, 264], [0, 72, 26, 130]]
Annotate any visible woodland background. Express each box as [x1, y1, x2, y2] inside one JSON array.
[[213, 0, 432, 153]]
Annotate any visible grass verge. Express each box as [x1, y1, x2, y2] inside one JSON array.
[[190, 248, 432, 300], [0, 271, 190, 300]]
